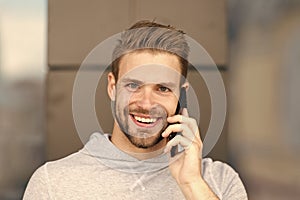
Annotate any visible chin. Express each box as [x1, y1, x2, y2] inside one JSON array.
[[125, 133, 164, 149]]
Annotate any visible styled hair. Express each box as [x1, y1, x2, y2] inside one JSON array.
[[111, 20, 190, 81]]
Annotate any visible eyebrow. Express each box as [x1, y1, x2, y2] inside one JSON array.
[[157, 82, 177, 89], [120, 78, 178, 89], [120, 78, 144, 85]]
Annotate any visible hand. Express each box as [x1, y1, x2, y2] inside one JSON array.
[[162, 108, 219, 199], [162, 108, 202, 185]]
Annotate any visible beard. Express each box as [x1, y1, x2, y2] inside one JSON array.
[[112, 100, 168, 149], [125, 132, 164, 149]]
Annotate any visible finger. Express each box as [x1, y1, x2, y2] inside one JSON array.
[[167, 115, 199, 138], [167, 114, 189, 124], [166, 108, 188, 123], [162, 124, 195, 142], [164, 135, 192, 153], [169, 149, 184, 163], [181, 108, 189, 117]]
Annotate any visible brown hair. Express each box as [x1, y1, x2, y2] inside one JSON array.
[[111, 20, 190, 81]]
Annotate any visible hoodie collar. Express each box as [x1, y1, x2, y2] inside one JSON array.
[[82, 132, 170, 173]]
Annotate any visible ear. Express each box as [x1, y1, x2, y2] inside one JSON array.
[[107, 72, 116, 101], [181, 81, 189, 91]]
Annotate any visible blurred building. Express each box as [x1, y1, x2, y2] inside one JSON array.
[[229, 0, 300, 199], [0, 0, 46, 199], [0, 0, 299, 200]]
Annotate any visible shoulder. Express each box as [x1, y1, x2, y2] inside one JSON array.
[[46, 150, 87, 168], [43, 148, 105, 175], [24, 149, 106, 198], [23, 161, 51, 199], [202, 158, 248, 200], [202, 158, 238, 177], [25, 151, 86, 183], [26, 149, 101, 185]]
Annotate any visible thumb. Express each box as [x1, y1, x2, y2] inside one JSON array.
[[181, 108, 189, 117]]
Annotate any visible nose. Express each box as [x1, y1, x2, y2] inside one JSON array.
[[134, 85, 154, 110]]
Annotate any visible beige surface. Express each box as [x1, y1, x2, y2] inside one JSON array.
[[135, 0, 228, 66], [48, 0, 227, 67], [46, 69, 112, 160], [47, 0, 229, 162], [46, 69, 228, 161], [228, 8, 300, 200]]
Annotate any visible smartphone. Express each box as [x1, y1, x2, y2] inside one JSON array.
[[168, 87, 187, 140], [169, 87, 187, 156]]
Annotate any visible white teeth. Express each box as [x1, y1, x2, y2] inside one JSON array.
[[134, 116, 157, 123]]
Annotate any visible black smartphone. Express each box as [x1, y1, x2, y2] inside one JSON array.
[[168, 87, 187, 140], [176, 87, 187, 114], [169, 88, 187, 156]]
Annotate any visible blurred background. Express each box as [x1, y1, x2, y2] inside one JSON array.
[[0, 0, 299, 199], [0, 0, 46, 199]]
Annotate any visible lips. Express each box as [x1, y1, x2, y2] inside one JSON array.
[[130, 114, 161, 128], [134, 115, 157, 123]]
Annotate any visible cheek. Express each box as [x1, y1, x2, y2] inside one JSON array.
[[116, 89, 132, 103], [162, 98, 178, 116]]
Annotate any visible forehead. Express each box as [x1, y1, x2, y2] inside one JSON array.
[[118, 51, 182, 81]]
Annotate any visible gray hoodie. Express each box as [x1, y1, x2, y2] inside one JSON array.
[[23, 132, 247, 199]]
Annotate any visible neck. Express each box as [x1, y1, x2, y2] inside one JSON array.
[[110, 123, 167, 160]]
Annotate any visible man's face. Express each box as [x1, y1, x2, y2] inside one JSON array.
[[108, 52, 183, 149]]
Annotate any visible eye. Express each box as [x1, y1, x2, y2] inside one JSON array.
[[126, 82, 140, 91], [158, 86, 171, 93]]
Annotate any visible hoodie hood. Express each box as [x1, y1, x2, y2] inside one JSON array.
[[81, 132, 170, 174]]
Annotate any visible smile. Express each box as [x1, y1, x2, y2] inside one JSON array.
[[134, 116, 157, 123], [130, 114, 161, 127]]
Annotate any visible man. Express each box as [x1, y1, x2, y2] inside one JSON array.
[[24, 21, 247, 199]]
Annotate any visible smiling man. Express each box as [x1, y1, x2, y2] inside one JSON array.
[[24, 21, 248, 199], [110, 55, 182, 152]]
